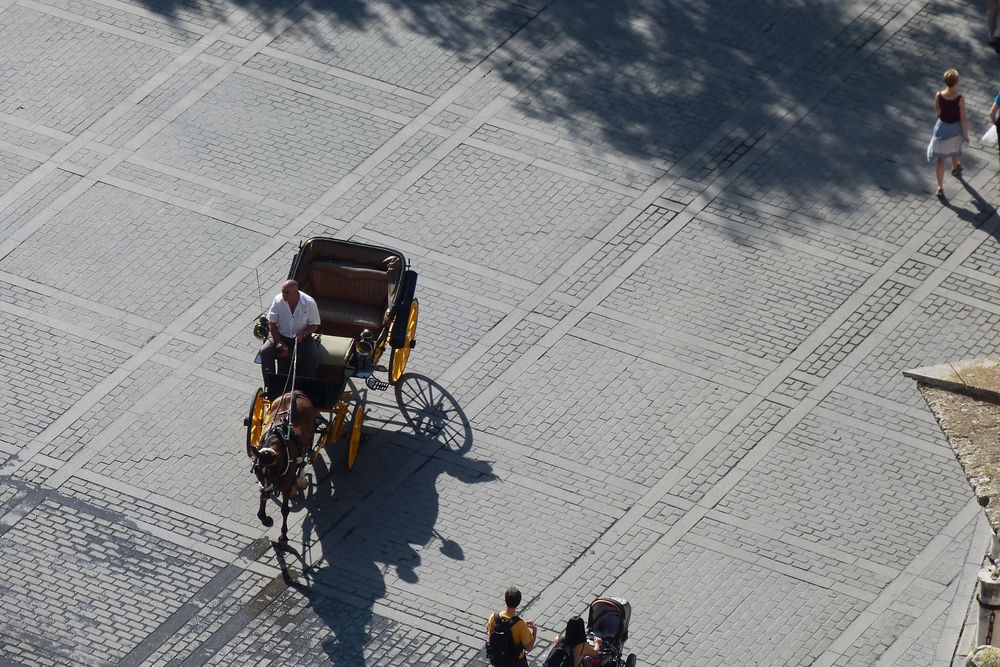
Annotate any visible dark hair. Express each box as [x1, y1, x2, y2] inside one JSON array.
[[504, 586, 522, 609], [564, 616, 587, 647]]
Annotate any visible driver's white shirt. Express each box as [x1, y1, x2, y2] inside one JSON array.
[[267, 292, 320, 338]]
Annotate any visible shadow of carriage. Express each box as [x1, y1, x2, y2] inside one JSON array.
[[268, 373, 492, 666], [242, 237, 491, 664], [249, 371, 475, 539]]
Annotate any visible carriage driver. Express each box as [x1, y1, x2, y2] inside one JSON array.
[[258, 279, 320, 385]]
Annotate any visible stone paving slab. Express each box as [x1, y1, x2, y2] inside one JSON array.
[[716, 405, 970, 569], [139, 71, 406, 207], [474, 336, 747, 488], [0, 182, 269, 324], [368, 143, 633, 284], [620, 536, 869, 665], [0, 489, 225, 664], [0, 312, 127, 456], [81, 373, 259, 522], [1, 0, 999, 664], [601, 213, 875, 363], [848, 292, 1000, 410], [196, 583, 480, 666], [43, 361, 174, 461], [269, 0, 536, 98], [0, 3, 176, 133]]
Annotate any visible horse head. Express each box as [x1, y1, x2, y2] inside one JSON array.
[[256, 443, 279, 467], [254, 422, 291, 487]]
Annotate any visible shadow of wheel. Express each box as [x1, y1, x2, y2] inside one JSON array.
[[393, 373, 472, 453]]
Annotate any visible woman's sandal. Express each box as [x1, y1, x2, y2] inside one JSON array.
[[936, 187, 944, 197], [952, 164, 963, 176]]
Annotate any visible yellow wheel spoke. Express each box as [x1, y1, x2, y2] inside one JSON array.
[[390, 299, 418, 384], [331, 402, 348, 441], [347, 403, 363, 470], [245, 388, 267, 457]]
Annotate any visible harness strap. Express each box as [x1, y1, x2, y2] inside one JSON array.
[[254, 410, 306, 483]]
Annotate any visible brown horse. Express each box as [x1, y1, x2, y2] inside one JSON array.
[[251, 390, 316, 544]]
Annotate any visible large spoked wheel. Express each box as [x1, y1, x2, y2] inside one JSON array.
[[389, 299, 418, 384], [394, 373, 471, 452], [346, 402, 364, 471], [244, 388, 266, 457], [330, 402, 349, 444]]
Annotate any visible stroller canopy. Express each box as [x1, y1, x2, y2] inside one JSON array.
[[588, 597, 631, 643]]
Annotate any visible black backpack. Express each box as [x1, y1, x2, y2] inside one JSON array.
[[486, 613, 521, 666], [544, 643, 573, 667]]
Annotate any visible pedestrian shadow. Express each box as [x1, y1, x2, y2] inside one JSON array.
[[273, 374, 493, 665], [944, 176, 1000, 234]]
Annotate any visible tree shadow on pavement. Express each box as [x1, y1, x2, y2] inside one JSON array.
[[127, 0, 982, 230], [273, 374, 494, 665]]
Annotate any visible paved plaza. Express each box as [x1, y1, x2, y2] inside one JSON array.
[[3, 0, 1000, 664]]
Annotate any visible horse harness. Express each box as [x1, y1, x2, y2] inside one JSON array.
[[252, 410, 304, 493]]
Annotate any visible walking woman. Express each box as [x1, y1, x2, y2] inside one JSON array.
[[927, 68, 969, 197]]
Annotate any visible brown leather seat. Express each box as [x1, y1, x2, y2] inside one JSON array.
[[307, 261, 391, 335], [317, 301, 385, 330]]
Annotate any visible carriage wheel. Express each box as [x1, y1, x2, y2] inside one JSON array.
[[311, 408, 335, 463], [244, 388, 267, 457], [346, 402, 363, 471], [389, 299, 418, 384], [625, 654, 636, 667], [331, 402, 349, 442]]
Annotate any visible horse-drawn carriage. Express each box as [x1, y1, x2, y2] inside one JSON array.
[[245, 236, 418, 469], [243, 237, 419, 541]]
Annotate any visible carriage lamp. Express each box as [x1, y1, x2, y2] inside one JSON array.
[[252, 315, 268, 340], [356, 329, 375, 359]]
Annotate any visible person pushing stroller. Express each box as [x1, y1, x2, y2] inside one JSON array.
[[543, 597, 637, 667], [546, 616, 603, 666]]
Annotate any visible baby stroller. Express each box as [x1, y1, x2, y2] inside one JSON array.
[[544, 597, 636, 667], [588, 597, 636, 667]]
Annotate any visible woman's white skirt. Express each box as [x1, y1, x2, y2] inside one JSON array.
[[927, 120, 965, 161]]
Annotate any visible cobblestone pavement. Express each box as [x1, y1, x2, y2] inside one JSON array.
[[2, 0, 999, 665]]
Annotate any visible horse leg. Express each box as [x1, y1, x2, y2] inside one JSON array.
[[278, 492, 290, 545], [258, 489, 273, 527]]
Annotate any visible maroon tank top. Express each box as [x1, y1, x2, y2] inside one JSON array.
[[938, 94, 962, 123]]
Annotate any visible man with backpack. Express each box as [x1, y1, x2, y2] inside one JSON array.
[[485, 586, 537, 667]]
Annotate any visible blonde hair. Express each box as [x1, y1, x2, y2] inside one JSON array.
[[944, 69, 960, 87]]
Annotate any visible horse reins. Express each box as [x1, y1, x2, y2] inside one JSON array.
[[253, 338, 302, 487]]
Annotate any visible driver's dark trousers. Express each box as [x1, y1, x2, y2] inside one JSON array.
[[259, 335, 318, 385]]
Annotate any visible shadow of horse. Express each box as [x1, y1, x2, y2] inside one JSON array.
[[272, 374, 494, 665]]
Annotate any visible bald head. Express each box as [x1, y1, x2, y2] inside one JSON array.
[[280, 280, 299, 304]]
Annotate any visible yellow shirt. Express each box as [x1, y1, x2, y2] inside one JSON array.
[[486, 611, 532, 659]]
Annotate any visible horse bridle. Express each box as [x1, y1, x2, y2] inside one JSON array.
[[253, 418, 297, 488]]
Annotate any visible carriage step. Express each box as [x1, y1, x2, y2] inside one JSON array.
[[366, 376, 390, 391]]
